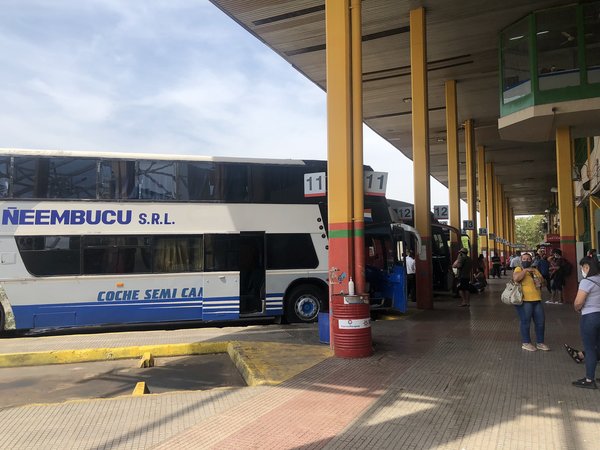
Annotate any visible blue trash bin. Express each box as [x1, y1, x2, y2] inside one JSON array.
[[318, 312, 330, 344]]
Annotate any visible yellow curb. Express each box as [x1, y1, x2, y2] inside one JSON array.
[[138, 352, 155, 368], [377, 314, 406, 321], [228, 341, 333, 386], [0, 342, 228, 368], [132, 381, 151, 396], [0, 340, 333, 388]]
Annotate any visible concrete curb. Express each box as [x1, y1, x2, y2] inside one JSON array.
[[0, 341, 229, 368], [0, 340, 333, 387]]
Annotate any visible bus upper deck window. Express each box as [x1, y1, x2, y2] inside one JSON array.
[[137, 161, 176, 200]]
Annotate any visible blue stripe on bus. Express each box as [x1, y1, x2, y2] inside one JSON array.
[[11, 292, 287, 330], [12, 301, 205, 329]]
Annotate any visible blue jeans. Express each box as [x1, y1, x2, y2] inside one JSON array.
[[515, 301, 545, 344], [580, 312, 600, 380]]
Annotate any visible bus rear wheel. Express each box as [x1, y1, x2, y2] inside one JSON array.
[[285, 285, 325, 323]]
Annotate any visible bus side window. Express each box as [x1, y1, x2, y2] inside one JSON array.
[[137, 160, 177, 200], [99, 160, 136, 200], [0, 156, 9, 198], [204, 235, 240, 271], [178, 162, 218, 201]]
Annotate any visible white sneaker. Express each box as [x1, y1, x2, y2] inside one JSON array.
[[522, 343, 537, 352], [536, 343, 550, 351]]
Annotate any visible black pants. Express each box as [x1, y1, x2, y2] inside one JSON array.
[[407, 273, 416, 301], [491, 264, 501, 278]]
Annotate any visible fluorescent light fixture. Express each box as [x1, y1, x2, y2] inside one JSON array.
[[509, 35, 524, 41], [537, 30, 549, 35]]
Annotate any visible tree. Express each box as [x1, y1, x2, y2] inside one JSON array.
[[515, 215, 545, 249]]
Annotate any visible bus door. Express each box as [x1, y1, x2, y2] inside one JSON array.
[[203, 234, 242, 321], [239, 232, 266, 315], [365, 231, 406, 311]]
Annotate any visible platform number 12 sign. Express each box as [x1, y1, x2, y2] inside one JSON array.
[[433, 205, 449, 220]]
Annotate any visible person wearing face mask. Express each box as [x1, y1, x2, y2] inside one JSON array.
[[548, 249, 567, 303], [513, 252, 548, 352], [571, 256, 600, 389]]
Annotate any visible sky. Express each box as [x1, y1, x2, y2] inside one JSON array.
[[0, 1, 468, 217]]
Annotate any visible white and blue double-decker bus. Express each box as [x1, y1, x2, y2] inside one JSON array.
[[0, 149, 402, 332]]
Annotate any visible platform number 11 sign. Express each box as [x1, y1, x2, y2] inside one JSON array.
[[364, 171, 388, 196], [304, 172, 326, 197]]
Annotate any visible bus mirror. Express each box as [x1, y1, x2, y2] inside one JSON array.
[[397, 241, 405, 262]]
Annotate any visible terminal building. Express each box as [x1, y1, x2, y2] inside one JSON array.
[[211, 0, 600, 305]]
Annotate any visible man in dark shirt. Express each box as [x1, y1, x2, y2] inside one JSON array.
[[491, 254, 502, 278], [453, 247, 472, 307]]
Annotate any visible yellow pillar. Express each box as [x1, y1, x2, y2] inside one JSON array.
[[556, 126, 577, 302], [486, 163, 496, 259], [499, 185, 505, 257], [510, 207, 516, 246], [350, 0, 365, 294], [477, 146, 487, 270], [503, 188, 509, 257], [326, 0, 354, 297], [446, 80, 460, 259], [504, 196, 511, 254], [495, 177, 505, 261], [410, 7, 433, 310], [465, 119, 477, 263]]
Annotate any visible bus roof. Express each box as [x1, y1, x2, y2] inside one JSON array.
[[0, 147, 314, 166]]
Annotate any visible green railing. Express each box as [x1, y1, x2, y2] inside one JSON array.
[[500, 2, 600, 117]]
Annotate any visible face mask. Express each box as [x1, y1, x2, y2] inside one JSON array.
[[521, 261, 532, 269], [582, 269, 587, 278]]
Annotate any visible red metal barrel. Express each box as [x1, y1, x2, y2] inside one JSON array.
[[331, 295, 372, 358]]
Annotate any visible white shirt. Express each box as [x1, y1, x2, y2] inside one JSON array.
[[406, 255, 416, 275]]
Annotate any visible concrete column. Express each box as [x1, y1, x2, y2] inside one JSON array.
[[325, 0, 354, 300], [502, 187, 509, 257], [410, 7, 433, 310], [556, 126, 577, 302], [350, 0, 365, 294], [495, 177, 505, 262], [504, 196, 510, 255], [486, 163, 496, 259], [465, 119, 477, 264], [477, 146, 487, 275], [510, 207, 516, 246], [445, 80, 461, 260]]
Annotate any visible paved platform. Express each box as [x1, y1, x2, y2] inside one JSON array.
[[1, 278, 599, 449]]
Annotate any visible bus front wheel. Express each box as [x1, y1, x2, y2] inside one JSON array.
[[285, 285, 325, 323]]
